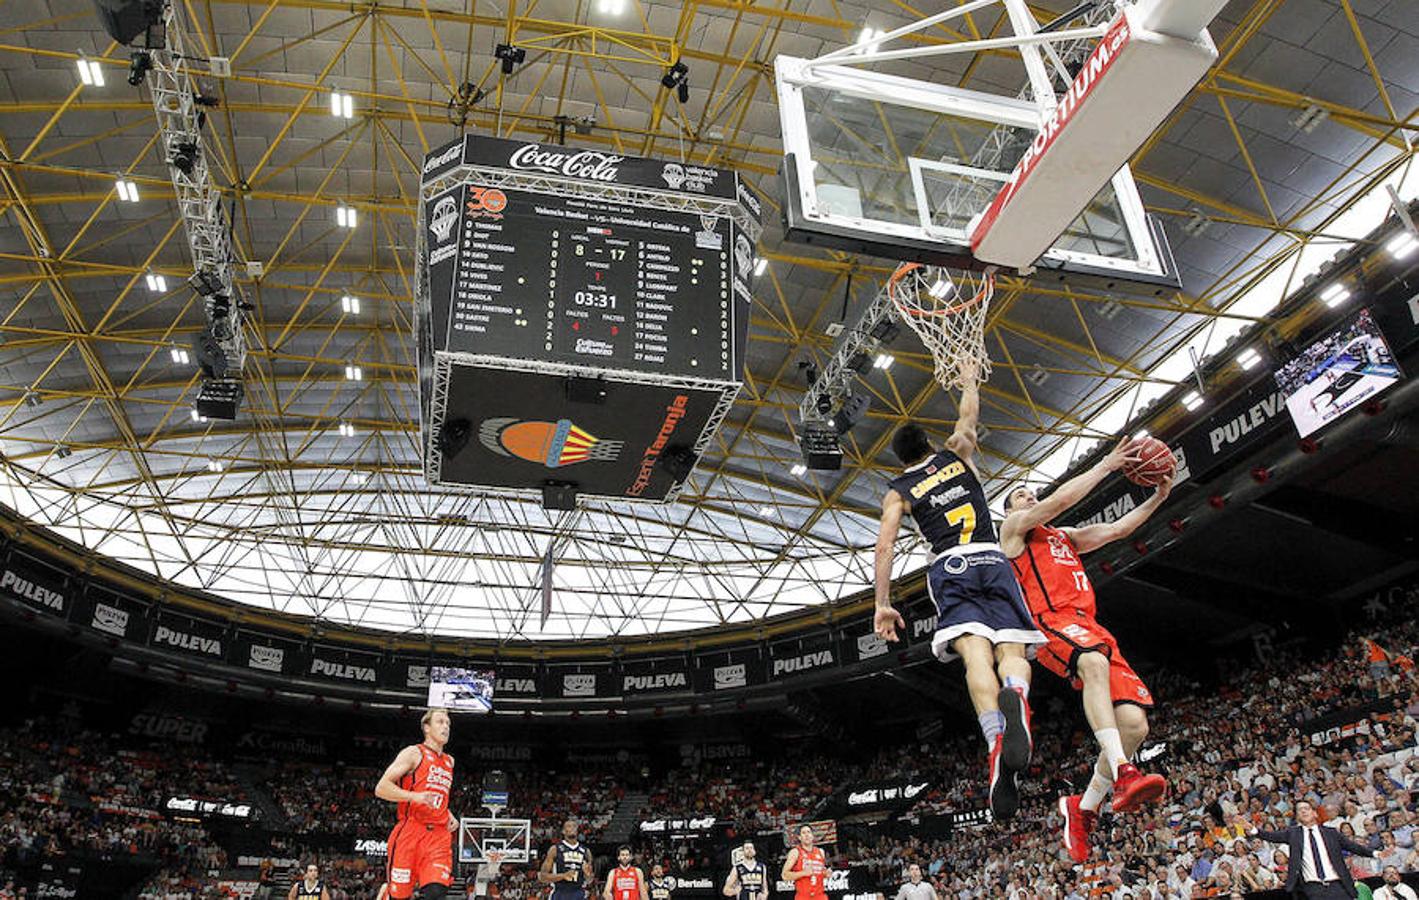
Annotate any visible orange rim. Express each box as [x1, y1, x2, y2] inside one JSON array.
[[887, 262, 993, 318]]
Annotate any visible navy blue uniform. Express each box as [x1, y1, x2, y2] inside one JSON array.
[[649, 877, 674, 900], [889, 449, 1043, 661], [550, 840, 590, 900], [734, 862, 766, 900]]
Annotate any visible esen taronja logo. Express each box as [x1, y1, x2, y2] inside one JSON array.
[[479, 417, 622, 468], [428, 195, 458, 243]]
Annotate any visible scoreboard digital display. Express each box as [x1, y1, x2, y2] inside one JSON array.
[[428, 188, 740, 377], [422, 136, 758, 384]]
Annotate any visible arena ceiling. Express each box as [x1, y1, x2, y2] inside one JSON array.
[[0, 0, 1415, 640]]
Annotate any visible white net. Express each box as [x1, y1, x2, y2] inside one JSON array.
[[887, 263, 994, 390]]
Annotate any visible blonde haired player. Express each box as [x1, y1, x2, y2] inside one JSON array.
[[375, 708, 458, 899], [1000, 440, 1172, 862]]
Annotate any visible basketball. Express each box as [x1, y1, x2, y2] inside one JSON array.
[[1122, 437, 1176, 487]]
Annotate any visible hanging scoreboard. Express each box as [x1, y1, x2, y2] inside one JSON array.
[[417, 136, 763, 505]]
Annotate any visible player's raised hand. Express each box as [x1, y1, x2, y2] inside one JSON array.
[[874, 604, 905, 643], [1101, 437, 1143, 472], [1154, 473, 1174, 501]]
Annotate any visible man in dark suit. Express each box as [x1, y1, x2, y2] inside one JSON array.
[[1247, 800, 1376, 898]]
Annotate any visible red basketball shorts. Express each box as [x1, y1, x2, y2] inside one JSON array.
[[387, 819, 453, 898], [1035, 609, 1153, 707]]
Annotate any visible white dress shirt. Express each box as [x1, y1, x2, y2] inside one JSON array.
[[1298, 825, 1340, 883], [1374, 883, 1419, 900]]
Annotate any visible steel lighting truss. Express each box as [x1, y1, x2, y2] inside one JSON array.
[[145, 1, 246, 375]]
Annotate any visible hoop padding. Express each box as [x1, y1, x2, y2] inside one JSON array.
[[888, 263, 994, 391]]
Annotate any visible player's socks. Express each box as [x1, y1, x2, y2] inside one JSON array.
[[978, 709, 1005, 744], [1079, 770, 1112, 814], [1002, 675, 1029, 699], [997, 686, 1032, 773], [1094, 728, 1126, 778]]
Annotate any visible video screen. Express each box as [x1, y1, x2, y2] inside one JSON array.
[[428, 667, 495, 713], [1274, 309, 1402, 438]]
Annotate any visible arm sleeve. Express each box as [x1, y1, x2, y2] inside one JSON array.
[[1338, 835, 1377, 857], [1254, 828, 1291, 844]]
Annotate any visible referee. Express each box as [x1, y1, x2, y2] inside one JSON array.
[[894, 864, 937, 900]]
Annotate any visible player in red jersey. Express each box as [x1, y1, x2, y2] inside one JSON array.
[[375, 708, 458, 899], [604, 846, 648, 900], [999, 440, 1171, 863], [780, 825, 828, 900]]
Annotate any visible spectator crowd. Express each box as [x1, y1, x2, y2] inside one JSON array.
[[3, 602, 1419, 898]]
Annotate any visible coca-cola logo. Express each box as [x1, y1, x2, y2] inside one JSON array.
[[507, 144, 623, 182]]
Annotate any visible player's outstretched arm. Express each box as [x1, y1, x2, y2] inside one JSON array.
[[944, 361, 981, 465], [1066, 475, 1173, 555], [998, 438, 1138, 555], [873, 490, 908, 642], [374, 746, 436, 807]]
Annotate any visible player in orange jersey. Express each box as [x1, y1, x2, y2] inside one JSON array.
[[375, 708, 458, 899], [1000, 439, 1171, 864], [781, 825, 828, 900], [604, 846, 648, 900]]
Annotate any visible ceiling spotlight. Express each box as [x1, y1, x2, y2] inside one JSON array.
[[190, 409, 208, 423], [145, 273, 167, 293], [127, 51, 152, 86], [753, 257, 768, 277], [790, 463, 808, 477], [873, 352, 894, 370], [598, 0, 624, 12], [341, 294, 360, 314], [330, 90, 354, 119], [1387, 231, 1419, 260], [338, 421, 355, 437], [868, 318, 902, 344], [661, 61, 689, 103], [170, 347, 189, 365], [345, 364, 363, 381], [1236, 347, 1262, 370], [757, 505, 774, 517], [189, 269, 222, 296], [1182, 390, 1204, 412], [352, 470, 369, 484], [1319, 282, 1350, 307], [114, 178, 139, 202], [193, 327, 228, 379], [927, 274, 952, 300], [335, 205, 357, 228], [495, 44, 526, 75], [169, 141, 198, 175], [206, 458, 224, 473], [76, 56, 104, 87]]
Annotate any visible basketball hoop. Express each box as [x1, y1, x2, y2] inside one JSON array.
[[887, 263, 994, 390]]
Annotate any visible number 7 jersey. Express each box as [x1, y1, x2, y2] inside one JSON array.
[[889, 449, 997, 554]]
